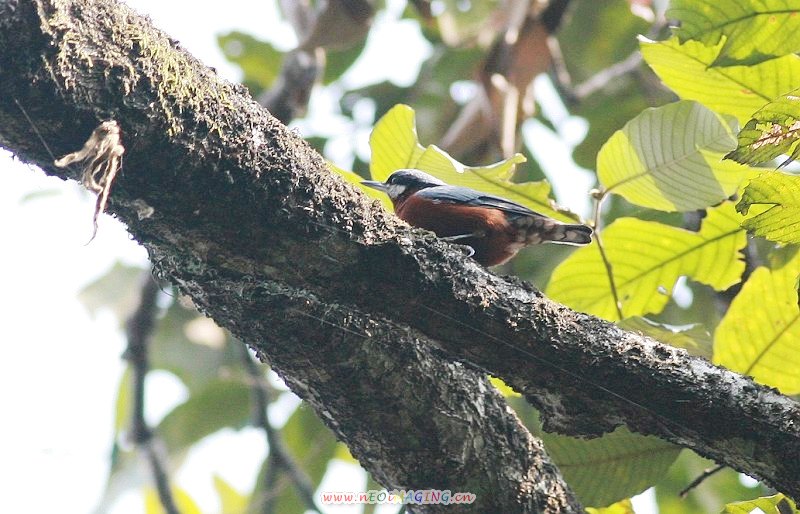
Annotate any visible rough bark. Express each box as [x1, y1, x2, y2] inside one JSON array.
[[0, 1, 579, 512], [1, 0, 800, 505]]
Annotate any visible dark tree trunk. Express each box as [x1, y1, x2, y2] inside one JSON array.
[[1, 0, 799, 507]]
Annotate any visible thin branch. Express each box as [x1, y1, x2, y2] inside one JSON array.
[[145, 442, 180, 514], [572, 51, 643, 101], [240, 346, 321, 514], [679, 464, 725, 498], [554, 16, 669, 104], [123, 273, 178, 514], [591, 191, 624, 319], [124, 275, 160, 443]]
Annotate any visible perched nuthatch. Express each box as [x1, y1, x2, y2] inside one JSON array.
[[363, 169, 592, 266]]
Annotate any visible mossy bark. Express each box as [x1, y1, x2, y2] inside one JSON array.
[[1, 0, 799, 505]]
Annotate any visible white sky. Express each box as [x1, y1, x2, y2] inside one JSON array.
[[0, 1, 655, 513]]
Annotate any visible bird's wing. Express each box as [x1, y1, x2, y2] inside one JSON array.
[[414, 186, 543, 218]]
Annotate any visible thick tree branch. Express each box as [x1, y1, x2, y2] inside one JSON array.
[[0, 2, 578, 512], [1, 0, 800, 504]]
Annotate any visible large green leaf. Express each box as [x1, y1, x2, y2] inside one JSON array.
[[714, 250, 800, 394], [722, 494, 799, 514], [736, 171, 800, 244], [598, 101, 750, 212], [156, 379, 252, 454], [366, 104, 576, 221], [571, 85, 663, 172], [547, 203, 746, 321], [369, 104, 426, 182], [416, 145, 576, 222], [640, 36, 800, 124], [726, 89, 800, 166], [542, 427, 680, 508], [667, 0, 800, 66]]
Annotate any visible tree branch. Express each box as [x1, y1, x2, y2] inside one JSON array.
[[240, 348, 322, 514], [124, 273, 178, 514], [1, 0, 799, 504]]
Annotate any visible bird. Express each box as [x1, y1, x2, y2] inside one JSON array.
[[362, 169, 593, 266]]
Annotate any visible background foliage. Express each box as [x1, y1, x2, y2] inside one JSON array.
[[32, 0, 800, 512]]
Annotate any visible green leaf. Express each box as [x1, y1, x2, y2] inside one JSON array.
[[218, 31, 284, 96], [571, 86, 662, 172], [587, 499, 635, 514], [113, 366, 133, 436], [488, 376, 521, 398], [726, 89, 800, 166], [546, 203, 746, 321], [417, 146, 577, 222], [617, 317, 712, 360], [369, 104, 426, 183], [333, 442, 360, 464], [150, 300, 242, 392], [667, 0, 800, 66], [722, 494, 799, 514], [543, 427, 680, 508], [736, 171, 800, 244], [282, 402, 338, 482], [640, 36, 800, 125], [368, 104, 576, 221], [323, 40, 367, 85], [598, 101, 750, 212], [156, 379, 251, 454], [78, 263, 146, 323], [214, 475, 249, 514], [714, 250, 800, 394]]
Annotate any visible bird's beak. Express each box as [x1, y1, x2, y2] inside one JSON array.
[[361, 180, 389, 193]]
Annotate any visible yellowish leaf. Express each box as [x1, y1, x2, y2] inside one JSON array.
[[547, 203, 746, 321]]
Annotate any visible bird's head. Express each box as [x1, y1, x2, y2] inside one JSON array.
[[362, 169, 446, 201]]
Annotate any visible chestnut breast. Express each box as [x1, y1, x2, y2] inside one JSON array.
[[395, 193, 519, 266]]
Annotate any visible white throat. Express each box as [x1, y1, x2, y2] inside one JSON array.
[[386, 183, 408, 199]]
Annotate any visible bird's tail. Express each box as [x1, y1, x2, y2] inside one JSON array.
[[543, 222, 593, 245], [511, 216, 593, 246]]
